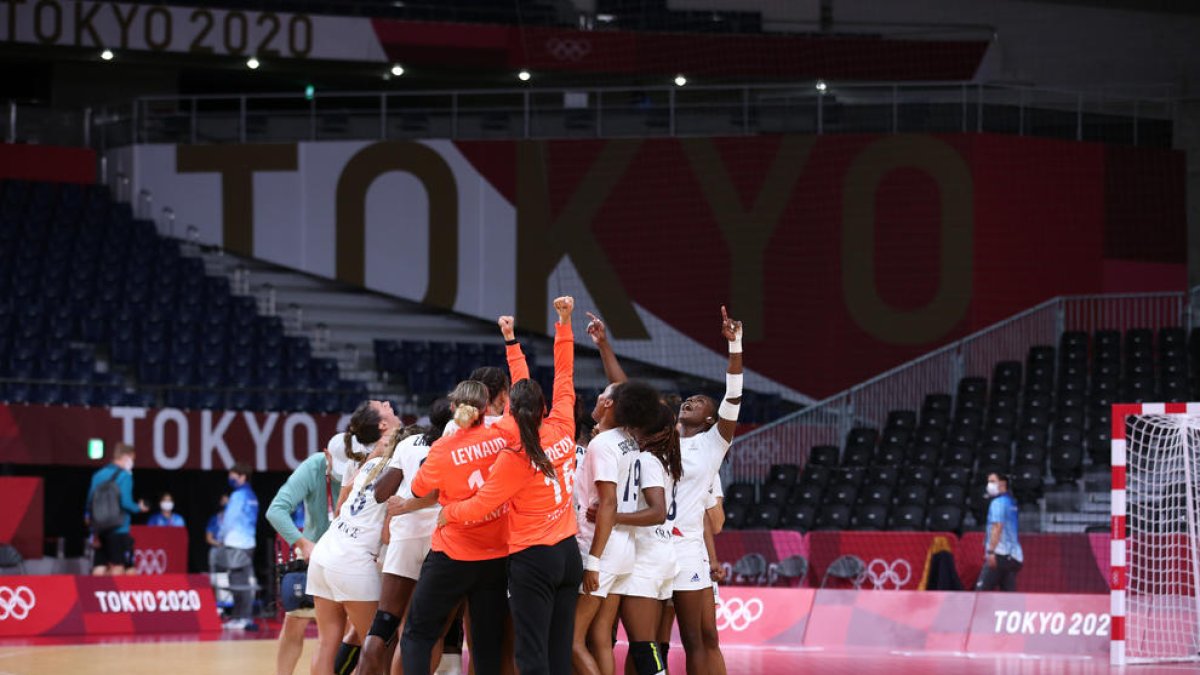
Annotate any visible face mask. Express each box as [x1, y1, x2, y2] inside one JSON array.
[[986, 482, 1000, 497], [228, 477, 240, 490], [160, 501, 174, 512]]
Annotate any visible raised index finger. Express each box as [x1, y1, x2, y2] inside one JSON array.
[[720, 305, 729, 322], [586, 311, 602, 323]]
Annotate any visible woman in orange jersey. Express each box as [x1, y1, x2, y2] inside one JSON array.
[[399, 380, 511, 675], [438, 296, 580, 675]]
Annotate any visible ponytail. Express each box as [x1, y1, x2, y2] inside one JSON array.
[[454, 404, 481, 429], [515, 407, 555, 479], [344, 429, 367, 463], [362, 426, 413, 486]]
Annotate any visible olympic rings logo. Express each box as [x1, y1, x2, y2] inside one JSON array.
[[134, 549, 169, 575], [0, 586, 36, 621], [545, 37, 592, 62], [714, 597, 763, 632], [863, 558, 912, 589]]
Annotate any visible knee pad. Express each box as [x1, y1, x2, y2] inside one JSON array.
[[333, 641, 361, 675], [369, 611, 402, 644], [630, 641, 666, 675]]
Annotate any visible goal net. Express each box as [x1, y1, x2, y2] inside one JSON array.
[[1113, 403, 1200, 665]]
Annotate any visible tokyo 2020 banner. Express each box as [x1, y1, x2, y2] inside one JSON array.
[[109, 135, 1184, 401], [0, 574, 220, 637]]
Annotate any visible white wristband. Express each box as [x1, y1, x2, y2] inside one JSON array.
[[718, 399, 741, 421], [585, 555, 601, 572], [725, 372, 743, 399], [728, 337, 742, 354]]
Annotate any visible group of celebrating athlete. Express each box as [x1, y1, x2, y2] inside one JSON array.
[[299, 296, 744, 675]]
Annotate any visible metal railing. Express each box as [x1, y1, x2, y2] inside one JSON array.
[[728, 290, 1194, 482], [7, 81, 1175, 151]]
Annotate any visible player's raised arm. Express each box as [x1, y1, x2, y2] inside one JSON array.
[[715, 305, 744, 443], [499, 315, 530, 385], [586, 311, 628, 385]]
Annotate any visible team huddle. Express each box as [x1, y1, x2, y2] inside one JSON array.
[[291, 297, 743, 675]]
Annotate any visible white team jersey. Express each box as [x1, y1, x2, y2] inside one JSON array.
[[312, 457, 389, 571], [442, 414, 504, 437], [705, 474, 724, 510], [668, 425, 730, 546], [628, 452, 677, 580], [574, 428, 638, 574], [387, 434, 440, 540]]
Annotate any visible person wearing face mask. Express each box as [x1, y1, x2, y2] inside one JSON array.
[[86, 443, 149, 576], [147, 492, 186, 527], [219, 462, 260, 629], [976, 472, 1024, 592]]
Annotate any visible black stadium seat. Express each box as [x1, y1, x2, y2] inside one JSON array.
[[851, 504, 888, 530], [748, 504, 782, 529], [865, 465, 900, 487], [858, 483, 893, 506], [781, 504, 817, 532], [896, 483, 929, 506], [808, 445, 840, 467], [817, 504, 852, 530], [885, 410, 917, 430], [826, 483, 859, 506], [789, 482, 823, 505], [723, 502, 748, 529], [889, 505, 925, 530], [769, 463, 800, 486], [725, 482, 755, 505], [759, 482, 790, 507], [927, 505, 964, 532]]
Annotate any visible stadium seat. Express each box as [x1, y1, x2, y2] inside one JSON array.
[[842, 442, 874, 467], [906, 444, 939, 467], [896, 483, 929, 506], [768, 463, 800, 486], [747, 505, 781, 529], [1050, 444, 1084, 483], [926, 505, 964, 532], [901, 465, 934, 487], [914, 426, 944, 447], [864, 465, 899, 487], [1011, 464, 1045, 501], [808, 445, 840, 467], [816, 505, 852, 530], [1087, 427, 1112, 465], [781, 504, 817, 532], [931, 484, 966, 507], [885, 410, 917, 431], [844, 427, 878, 456], [832, 466, 866, 487], [889, 505, 925, 531], [789, 483, 822, 505], [759, 482, 790, 507], [978, 443, 1012, 473], [943, 444, 975, 468], [799, 464, 831, 487], [851, 504, 888, 530], [874, 443, 905, 466], [725, 482, 755, 505], [935, 466, 971, 487], [826, 483, 858, 506], [723, 502, 748, 529], [857, 483, 892, 506], [922, 392, 952, 414], [1014, 442, 1047, 467]]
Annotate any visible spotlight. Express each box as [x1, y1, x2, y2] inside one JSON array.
[[517, 69, 531, 82], [246, 56, 260, 70], [100, 49, 114, 61], [390, 64, 404, 77], [674, 74, 687, 87], [815, 79, 827, 93]]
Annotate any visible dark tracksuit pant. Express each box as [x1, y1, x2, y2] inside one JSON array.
[[506, 536, 583, 675]]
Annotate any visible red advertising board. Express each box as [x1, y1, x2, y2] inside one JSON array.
[[0, 477, 43, 560], [807, 531, 948, 590], [966, 592, 1111, 655], [0, 574, 220, 637], [129, 526, 188, 575], [803, 589, 978, 652]]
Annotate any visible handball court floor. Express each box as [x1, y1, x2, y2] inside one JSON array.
[[4, 630, 1200, 675]]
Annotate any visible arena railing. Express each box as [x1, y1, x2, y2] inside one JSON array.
[[5, 81, 1173, 150], [727, 290, 1192, 483]]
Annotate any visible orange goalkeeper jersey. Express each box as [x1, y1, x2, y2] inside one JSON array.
[[441, 321, 578, 553]]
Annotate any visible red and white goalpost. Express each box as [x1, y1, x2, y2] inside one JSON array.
[[1112, 402, 1200, 666]]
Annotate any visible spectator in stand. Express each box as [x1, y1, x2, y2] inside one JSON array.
[[976, 472, 1024, 592], [219, 463, 260, 630], [147, 492, 186, 527], [86, 443, 148, 576]]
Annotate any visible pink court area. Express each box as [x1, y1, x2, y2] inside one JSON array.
[[4, 633, 1200, 675]]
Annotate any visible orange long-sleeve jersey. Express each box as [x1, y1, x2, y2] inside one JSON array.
[[441, 321, 578, 554], [411, 422, 510, 561]]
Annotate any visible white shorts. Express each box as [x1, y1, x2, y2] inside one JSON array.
[[611, 574, 673, 601], [580, 571, 629, 599], [382, 537, 432, 580], [671, 556, 712, 593], [306, 559, 381, 603]]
